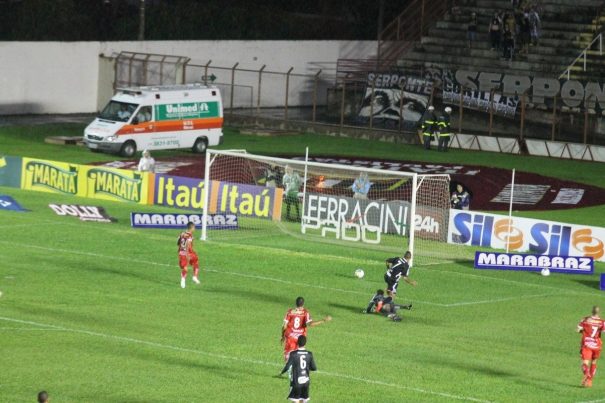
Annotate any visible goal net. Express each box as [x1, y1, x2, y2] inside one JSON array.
[[202, 149, 457, 265]]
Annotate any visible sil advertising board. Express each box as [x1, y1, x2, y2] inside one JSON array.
[[449, 210, 605, 261]]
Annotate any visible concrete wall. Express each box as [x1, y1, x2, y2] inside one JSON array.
[[0, 40, 376, 115]]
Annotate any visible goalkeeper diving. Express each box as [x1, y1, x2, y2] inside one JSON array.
[[364, 289, 412, 321]]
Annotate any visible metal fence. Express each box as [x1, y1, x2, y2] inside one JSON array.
[[114, 51, 190, 89], [111, 52, 605, 146]]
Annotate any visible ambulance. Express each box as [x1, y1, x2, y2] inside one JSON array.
[[84, 84, 223, 157]]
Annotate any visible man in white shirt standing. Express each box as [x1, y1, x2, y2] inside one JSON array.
[[137, 149, 156, 173]]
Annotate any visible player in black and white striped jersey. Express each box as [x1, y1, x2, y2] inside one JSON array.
[[278, 335, 317, 403], [384, 251, 417, 300]]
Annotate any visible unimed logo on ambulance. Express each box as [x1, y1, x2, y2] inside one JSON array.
[[156, 102, 220, 120]]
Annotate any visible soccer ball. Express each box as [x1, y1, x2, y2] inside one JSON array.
[[541, 268, 551, 277], [354, 268, 365, 279]]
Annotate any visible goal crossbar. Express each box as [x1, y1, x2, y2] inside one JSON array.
[[202, 149, 452, 266]]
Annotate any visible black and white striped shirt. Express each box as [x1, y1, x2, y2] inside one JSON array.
[[385, 257, 410, 282]]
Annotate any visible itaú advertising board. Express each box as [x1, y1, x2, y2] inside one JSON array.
[[448, 210, 605, 261]]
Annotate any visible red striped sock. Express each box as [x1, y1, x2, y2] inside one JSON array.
[[591, 364, 597, 378]]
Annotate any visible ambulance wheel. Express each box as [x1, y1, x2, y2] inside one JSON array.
[[120, 141, 137, 158], [192, 137, 208, 154]]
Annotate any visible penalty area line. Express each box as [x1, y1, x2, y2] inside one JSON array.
[[0, 316, 491, 402]]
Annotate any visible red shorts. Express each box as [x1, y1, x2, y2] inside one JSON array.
[[284, 335, 301, 359], [179, 252, 199, 269], [581, 347, 601, 360]]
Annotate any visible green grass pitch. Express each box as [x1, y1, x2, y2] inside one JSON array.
[[1, 124, 605, 402]]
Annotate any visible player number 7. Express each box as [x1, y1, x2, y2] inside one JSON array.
[[591, 325, 601, 338]]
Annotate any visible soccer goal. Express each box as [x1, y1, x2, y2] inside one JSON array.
[[201, 149, 456, 265]]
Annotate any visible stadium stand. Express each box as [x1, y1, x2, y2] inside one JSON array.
[[404, 0, 605, 82], [337, 0, 605, 83]]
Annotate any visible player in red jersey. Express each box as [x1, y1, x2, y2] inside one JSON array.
[[577, 306, 605, 387], [281, 296, 331, 361], [177, 222, 200, 288]]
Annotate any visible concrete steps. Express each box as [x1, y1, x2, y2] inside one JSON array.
[[387, 0, 604, 98], [426, 27, 592, 48], [416, 43, 582, 65], [459, 0, 600, 12]]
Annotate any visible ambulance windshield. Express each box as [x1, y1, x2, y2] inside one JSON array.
[[99, 101, 139, 122]]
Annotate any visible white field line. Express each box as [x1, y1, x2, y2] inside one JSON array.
[[1, 218, 600, 297], [0, 240, 444, 307], [577, 399, 605, 403], [198, 241, 605, 297], [0, 327, 68, 331], [0, 316, 491, 403], [0, 240, 581, 307], [443, 292, 563, 307]]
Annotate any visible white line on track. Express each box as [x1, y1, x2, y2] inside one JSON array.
[[0, 316, 491, 402], [0, 240, 577, 307]]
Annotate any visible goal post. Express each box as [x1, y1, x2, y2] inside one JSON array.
[[201, 149, 454, 265]]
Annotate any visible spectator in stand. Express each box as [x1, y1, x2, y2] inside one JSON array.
[[528, 6, 541, 46], [505, 11, 516, 34], [519, 11, 531, 54], [502, 25, 515, 60], [451, 184, 471, 210], [489, 13, 502, 50], [467, 12, 478, 48]]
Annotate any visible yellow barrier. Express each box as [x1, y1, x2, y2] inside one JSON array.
[[21, 157, 150, 204]]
